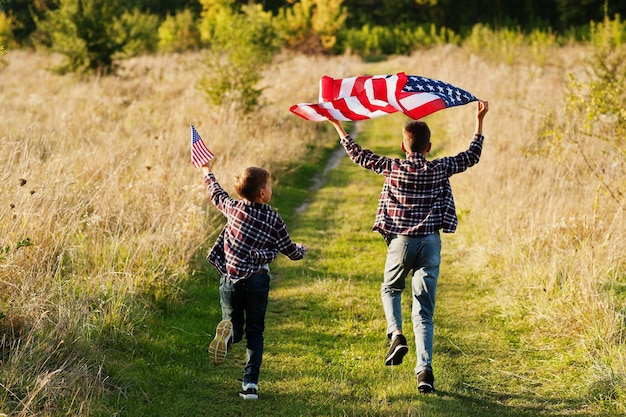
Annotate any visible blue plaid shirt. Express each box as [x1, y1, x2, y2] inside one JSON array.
[[340, 133, 484, 242], [204, 173, 306, 282]]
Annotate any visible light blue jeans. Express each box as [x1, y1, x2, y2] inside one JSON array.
[[381, 233, 441, 374]]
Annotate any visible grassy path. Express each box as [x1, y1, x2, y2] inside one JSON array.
[[102, 117, 606, 416]]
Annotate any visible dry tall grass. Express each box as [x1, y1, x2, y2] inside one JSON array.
[[0, 49, 363, 414], [1, 41, 624, 414]]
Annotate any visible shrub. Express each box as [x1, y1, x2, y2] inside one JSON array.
[[0, 11, 16, 49], [158, 8, 201, 52], [338, 23, 458, 58], [198, 0, 278, 113], [34, 0, 158, 74], [274, 0, 347, 54], [113, 9, 160, 57], [463, 23, 559, 66]]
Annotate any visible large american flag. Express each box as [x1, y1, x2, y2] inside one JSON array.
[[290, 72, 478, 121], [190, 124, 215, 168]]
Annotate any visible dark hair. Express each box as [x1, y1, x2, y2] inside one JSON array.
[[234, 167, 270, 201], [403, 121, 431, 153]]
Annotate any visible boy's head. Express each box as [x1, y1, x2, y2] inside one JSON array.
[[234, 167, 272, 203], [402, 121, 431, 154]]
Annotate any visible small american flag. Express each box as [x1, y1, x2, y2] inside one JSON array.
[[190, 124, 214, 168], [290, 72, 478, 122]]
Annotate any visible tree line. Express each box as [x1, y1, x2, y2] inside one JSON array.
[[2, 0, 625, 47], [0, 0, 624, 111]]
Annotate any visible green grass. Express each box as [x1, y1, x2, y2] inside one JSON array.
[[98, 116, 621, 417]]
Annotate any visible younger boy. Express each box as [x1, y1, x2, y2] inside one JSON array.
[[202, 161, 306, 400], [327, 100, 489, 394]]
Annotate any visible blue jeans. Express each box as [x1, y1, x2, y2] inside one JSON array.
[[219, 271, 270, 384], [381, 233, 441, 374]]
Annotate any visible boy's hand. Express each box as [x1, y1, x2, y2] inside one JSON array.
[[475, 100, 488, 136], [201, 160, 212, 176], [327, 119, 348, 138], [477, 100, 489, 120]]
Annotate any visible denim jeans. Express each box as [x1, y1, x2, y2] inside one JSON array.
[[381, 233, 441, 374], [219, 271, 270, 384]]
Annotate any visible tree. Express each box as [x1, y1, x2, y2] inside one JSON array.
[[198, 0, 279, 113], [35, 0, 128, 74], [275, 0, 347, 53]]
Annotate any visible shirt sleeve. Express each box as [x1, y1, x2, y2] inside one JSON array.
[[204, 172, 232, 212], [250, 248, 280, 264], [438, 134, 484, 176], [272, 215, 306, 260], [340, 134, 392, 175]]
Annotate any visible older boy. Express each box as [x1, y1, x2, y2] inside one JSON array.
[[202, 161, 306, 400], [328, 100, 489, 394]]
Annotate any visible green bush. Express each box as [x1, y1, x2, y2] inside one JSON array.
[[463, 24, 518, 64], [34, 0, 162, 74], [0, 11, 16, 49], [463, 23, 558, 66], [198, 1, 278, 113], [274, 0, 347, 54], [113, 9, 160, 57], [336, 24, 369, 55], [338, 23, 458, 57], [158, 8, 201, 52]]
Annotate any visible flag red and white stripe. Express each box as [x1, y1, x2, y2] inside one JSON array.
[[190, 124, 214, 168], [290, 72, 478, 122]]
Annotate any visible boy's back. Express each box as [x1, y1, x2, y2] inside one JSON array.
[[201, 162, 306, 400], [326, 100, 489, 394]]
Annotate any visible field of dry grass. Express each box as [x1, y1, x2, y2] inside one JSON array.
[[1, 42, 624, 414]]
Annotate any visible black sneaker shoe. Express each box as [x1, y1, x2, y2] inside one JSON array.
[[209, 320, 233, 365], [384, 333, 409, 366], [239, 383, 258, 400], [417, 370, 435, 394]]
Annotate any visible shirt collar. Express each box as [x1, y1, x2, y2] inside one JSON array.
[[406, 152, 426, 161]]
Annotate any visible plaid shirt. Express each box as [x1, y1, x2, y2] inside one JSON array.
[[204, 173, 306, 282], [340, 133, 484, 242]]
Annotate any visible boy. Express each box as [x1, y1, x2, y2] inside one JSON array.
[[202, 161, 306, 400], [327, 100, 489, 394]]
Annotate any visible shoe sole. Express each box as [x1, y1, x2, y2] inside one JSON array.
[[239, 393, 258, 400], [209, 320, 232, 365], [418, 382, 434, 394], [384, 344, 409, 366]]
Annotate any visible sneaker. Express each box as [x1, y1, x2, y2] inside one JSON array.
[[239, 382, 258, 400], [417, 370, 435, 394], [384, 333, 409, 366], [209, 320, 233, 365]]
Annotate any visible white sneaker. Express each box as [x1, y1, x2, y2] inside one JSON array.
[[239, 382, 258, 400]]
